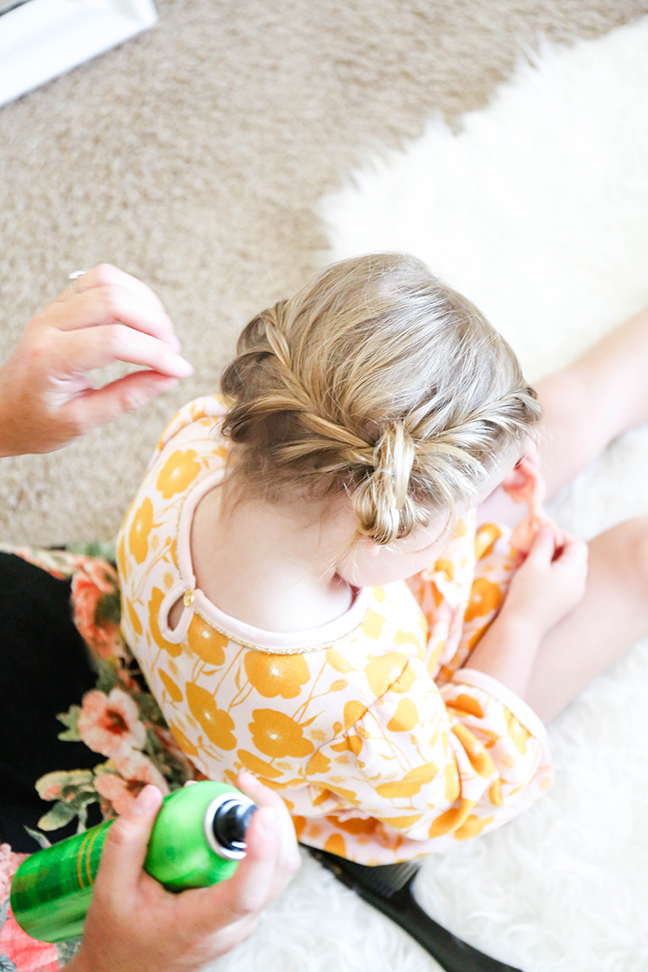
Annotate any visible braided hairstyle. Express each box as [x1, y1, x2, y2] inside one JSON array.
[[221, 253, 541, 545]]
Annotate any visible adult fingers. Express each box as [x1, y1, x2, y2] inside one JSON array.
[[56, 265, 168, 317], [93, 785, 164, 901], [53, 324, 193, 377], [62, 372, 179, 434], [70, 265, 169, 314], [46, 288, 180, 352], [236, 773, 301, 892], [189, 776, 300, 931], [187, 804, 280, 934]]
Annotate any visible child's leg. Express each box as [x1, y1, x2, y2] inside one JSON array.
[[525, 517, 648, 723], [535, 303, 648, 502]]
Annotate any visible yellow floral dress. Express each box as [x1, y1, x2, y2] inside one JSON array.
[[117, 397, 553, 865]]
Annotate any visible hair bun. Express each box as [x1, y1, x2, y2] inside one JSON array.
[[220, 252, 541, 547]]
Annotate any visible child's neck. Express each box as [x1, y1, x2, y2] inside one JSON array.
[[190, 484, 354, 633]]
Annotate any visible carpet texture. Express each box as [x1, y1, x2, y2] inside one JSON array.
[[1, 0, 647, 546], [3, 5, 648, 972]]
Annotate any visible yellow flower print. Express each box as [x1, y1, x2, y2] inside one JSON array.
[[489, 779, 504, 806], [237, 749, 283, 779], [326, 784, 360, 805], [186, 682, 236, 750], [148, 588, 181, 657], [375, 761, 438, 799], [187, 615, 227, 666], [126, 600, 143, 636], [452, 723, 496, 778], [380, 814, 423, 831], [249, 709, 314, 758], [330, 735, 363, 755], [386, 698, 419, 733], [505, 711, 531, 754], [444, 761, 460, 802], [453, 518, 467, 539], [306, 750, 331, 775], [365, 652, 409, 697], [393, 629, 423, 649], [332, 815, 380, 836], [326, 648, 354, 674], [156, 449, 201, 499], [244, 652, 310, 699], [343, 699, 367, 730], [117, 531, 127, 578], [434, 559, 454, 582], [428, 797, 476, 837], [129, 497, 154, 564], [159, 669, 183, 703], [323, 834, 347, 857], [169, 721, 199, 758], [454, 813, 495, 841], [446, 693, 484, 720], [474, 523, 502, 561], [362, 608, 386, 639], [464, 576, 503, 622]]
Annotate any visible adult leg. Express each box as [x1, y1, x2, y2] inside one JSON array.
[[535, 303, 648, 501], [525, 517, 648, 724], [0, 552, 102, 850]]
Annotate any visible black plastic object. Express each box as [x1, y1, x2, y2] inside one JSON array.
[[213, 800, 256, 853], [305, 846, 523, 972]]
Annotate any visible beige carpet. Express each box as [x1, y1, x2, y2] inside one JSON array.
[[1, 0, 647, 546]]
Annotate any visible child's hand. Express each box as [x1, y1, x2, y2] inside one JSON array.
[[0, 264, 193, 457], [502, 527, 588, 637]]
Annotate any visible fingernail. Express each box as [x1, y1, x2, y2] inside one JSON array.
[[238, 772, 258, 789], [173, 357, 194, 377], [133, 784, 162, 815]]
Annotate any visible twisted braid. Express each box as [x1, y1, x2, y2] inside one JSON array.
[[220, 253, 541, 545]]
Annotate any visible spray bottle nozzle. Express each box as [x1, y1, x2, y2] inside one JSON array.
[[212, 799, 257, 852]]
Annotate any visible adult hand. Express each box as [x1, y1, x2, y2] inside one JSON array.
[[65, 775, 300, 972], [0, 264, 193, 457]]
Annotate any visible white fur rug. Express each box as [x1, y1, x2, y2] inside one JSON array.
[[212, 18, 648, 972]]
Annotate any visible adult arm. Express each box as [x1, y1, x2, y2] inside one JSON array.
[[0, 264, 193, 457]]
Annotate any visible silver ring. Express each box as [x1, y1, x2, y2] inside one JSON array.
[[68, 270, 88, 295]]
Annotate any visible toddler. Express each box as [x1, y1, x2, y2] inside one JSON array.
[[118, 253, 648, 864]]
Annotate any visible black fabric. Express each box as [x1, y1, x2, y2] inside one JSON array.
[[0, 552, 102, 851]]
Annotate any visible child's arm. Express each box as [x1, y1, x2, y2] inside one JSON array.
[[466, 526, 588, 698], [300, 529, 586, 855], [304, 646, 551, 853]]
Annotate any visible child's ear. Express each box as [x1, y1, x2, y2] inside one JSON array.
[[364, 537, 380, 557]]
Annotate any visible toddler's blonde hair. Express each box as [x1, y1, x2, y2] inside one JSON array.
[[221, 253, 541, 544]]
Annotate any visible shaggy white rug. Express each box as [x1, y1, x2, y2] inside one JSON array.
[[212, 17, 648, 972]]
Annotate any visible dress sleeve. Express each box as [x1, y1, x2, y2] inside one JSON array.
[[306, 653, 550, 845]]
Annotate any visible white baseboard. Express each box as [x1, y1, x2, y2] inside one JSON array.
[[0, 0, 158, 107]]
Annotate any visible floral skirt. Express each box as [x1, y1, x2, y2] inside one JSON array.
[[0, 545, 200, 971]]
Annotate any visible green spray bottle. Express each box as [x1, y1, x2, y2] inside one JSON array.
[[10, 780, 256, 944]]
